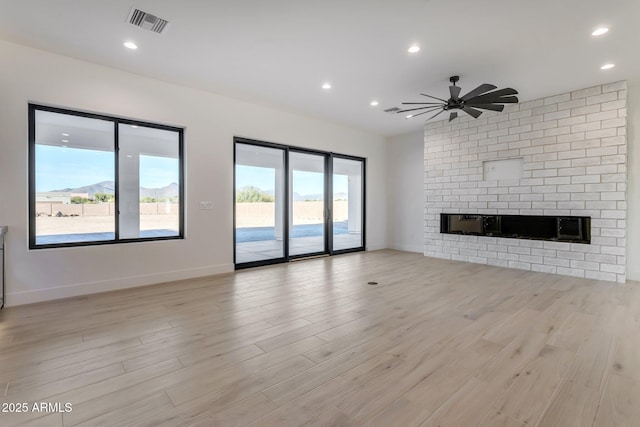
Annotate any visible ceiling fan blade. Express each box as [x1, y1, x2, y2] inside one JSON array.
[[467, 104, 505, 112], [482, 87, 518, 98], [449, 85, 461, 101], [401, 102, 445, 105], [420, 93, 448, 102], [411, 107, 444, 118], [460, 83, 497, 101], [462, 106, 483, 118], [410, 107, 444, 118], [449, 112, 458, 122], [397, 105, 442, 114], [424, 109, 446, 121], [465, 88, 518, 103], [467, 96, 519, 105], [495, 96, 519, 104], [466, 94, 519, 105]]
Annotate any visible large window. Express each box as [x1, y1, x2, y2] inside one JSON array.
[[29, 104, 184, 249]]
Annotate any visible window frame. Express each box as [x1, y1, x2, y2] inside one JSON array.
[[28, 104, 185, 250]]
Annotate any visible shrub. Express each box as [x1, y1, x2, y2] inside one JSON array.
[[236, 186, 274, 203]]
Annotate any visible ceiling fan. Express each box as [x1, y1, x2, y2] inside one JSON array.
[[399, 76, 519, 122]]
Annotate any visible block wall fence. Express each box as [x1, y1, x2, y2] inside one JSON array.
[[424, 81, 627, 282]]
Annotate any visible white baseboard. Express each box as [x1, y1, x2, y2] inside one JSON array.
[[388, 242, 423, 253], [6, 263, 234, 307], [366, 241, 388, 251]]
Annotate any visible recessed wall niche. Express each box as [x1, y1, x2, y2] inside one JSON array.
[[483, 158, 523, 181]]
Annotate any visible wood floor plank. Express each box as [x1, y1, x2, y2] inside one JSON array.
[[137, 355, 316, 426], [75, 392, 172, 427], [19, 413, 63, 427], [188, 392, 277, 427], [62, 346, 263, 425], [547, 311, 599, 352], [402, 338, 503, 412], [166, 354, 315, 407], [53, 358, 182, 409], [536, 376, 601, 427], [593, 374, 640, 427], [482, 308, 543, 346], [420, 377, 502, 427], [2, 338, 143, 390], [4, 363, 125, 403], [0, 410, 62, 427], [362, 396, 434, 427], [262, 338, 396, 406], [255, 353, 405, 426], [610, 332, 640, 382], [490, 344, 574, 425], [476, 329, 550, 389], [476, 410, 526, 427]]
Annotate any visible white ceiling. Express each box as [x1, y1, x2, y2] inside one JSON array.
[[0, 0, 638, 136]]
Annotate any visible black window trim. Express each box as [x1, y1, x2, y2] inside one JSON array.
[[28, 103, 185, 250]]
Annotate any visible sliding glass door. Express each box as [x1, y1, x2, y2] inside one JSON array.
[[234, 138, 365, 269], [332, 156, 365, 252], [289, 151, 328, 257], [235, 143, 286, 265]]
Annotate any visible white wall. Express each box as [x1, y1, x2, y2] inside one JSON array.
[[386, 130, 424, 253], [626, 78, 640, 281], [0, 40, 388, 306]]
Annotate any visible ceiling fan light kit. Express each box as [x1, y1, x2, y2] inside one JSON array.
[[399, 75, 519, 122]]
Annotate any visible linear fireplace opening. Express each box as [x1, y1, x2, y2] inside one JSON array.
[[440, 214, 590, 244]]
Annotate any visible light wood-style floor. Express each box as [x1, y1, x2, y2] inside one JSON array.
[[1, 250, 639, 426]]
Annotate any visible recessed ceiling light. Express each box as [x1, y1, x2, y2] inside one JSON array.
[[370, 101, 379, 107], [322, 83, 331, 90], [601, 63, 615, 70], [406, 114, 414, 119], [592, 27, 609, 36], [62, 133, 69, 136], [126, 155, 133, 158], [130, 125, 138, 128], [124, 41, 138, 50], [61, 139, 69, 143], [408, 45, 420, 53]]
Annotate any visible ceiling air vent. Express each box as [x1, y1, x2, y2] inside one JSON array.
[[127, 8, 169, 34], [383, 107, 401, 114]]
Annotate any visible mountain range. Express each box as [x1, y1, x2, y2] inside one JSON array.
[[55, 182, 343, 201], [51, 181, 179, 199], [292, 192, 348, 201], [249, 188, 347, 201]]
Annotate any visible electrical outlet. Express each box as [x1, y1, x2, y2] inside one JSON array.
[[199, 201, 213, 210]]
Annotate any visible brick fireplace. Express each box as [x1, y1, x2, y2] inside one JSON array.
[[424, 81, 627, 282]]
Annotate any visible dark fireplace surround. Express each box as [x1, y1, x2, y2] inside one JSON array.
[[440, 213, 591, 244]]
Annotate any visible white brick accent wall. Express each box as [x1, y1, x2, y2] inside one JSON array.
[[424, 81, 627, 282]]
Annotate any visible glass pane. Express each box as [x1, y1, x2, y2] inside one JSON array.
[[118, 125, 181, 239], [290, 151, 326, 256], [34, 110, 115, 245], [333, 157, 363, 251], [235, 143, 285, 264]]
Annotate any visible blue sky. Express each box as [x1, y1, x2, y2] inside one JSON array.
[[36, 145, 178, 191], [36, 145, 344, 195], [236, 165, 348, 196]]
